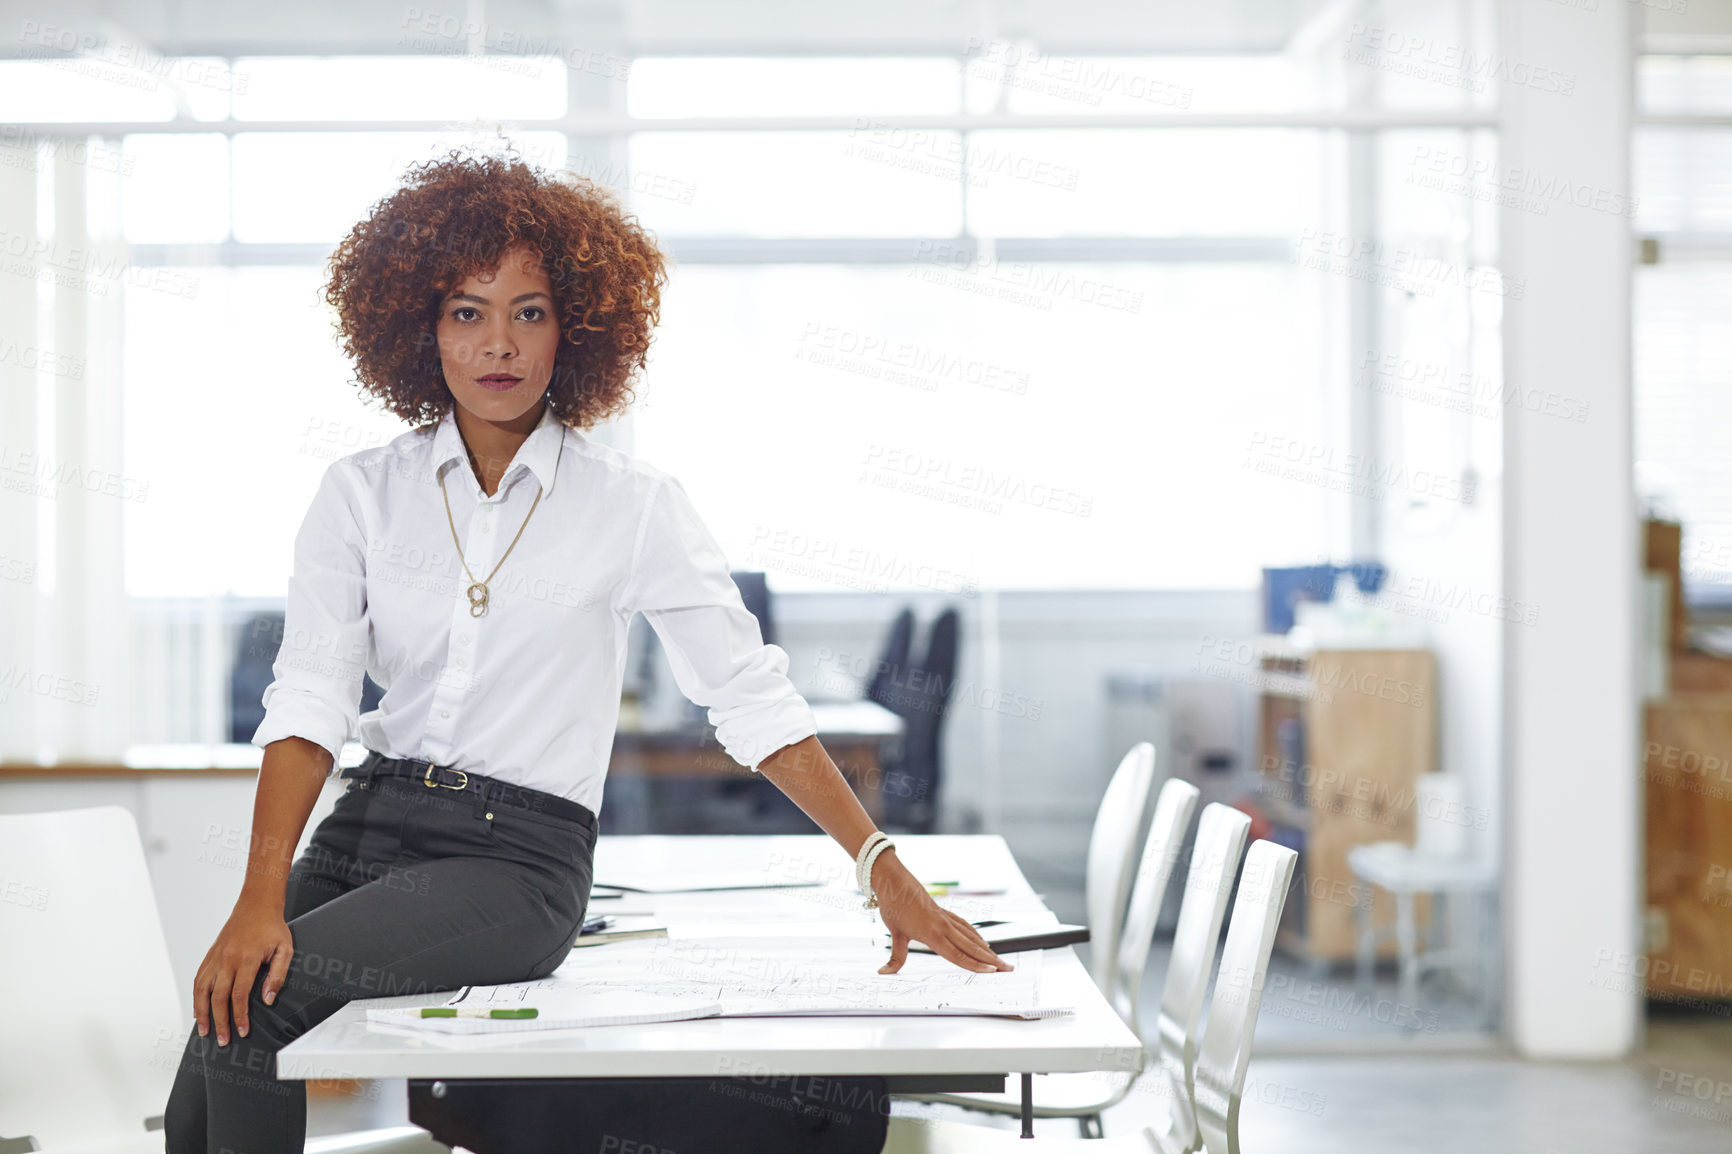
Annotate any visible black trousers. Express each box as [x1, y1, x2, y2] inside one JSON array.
[[163, 767, 596, 1154]]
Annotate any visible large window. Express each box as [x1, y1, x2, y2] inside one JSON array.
[[0, 10, 1505, 630], [634, 260, 1332, 590], [1633, 55, 1732, 605]]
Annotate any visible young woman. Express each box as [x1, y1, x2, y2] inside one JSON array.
[[162, 147, 1008, 1154]]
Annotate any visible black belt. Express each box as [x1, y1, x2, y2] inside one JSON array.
[[343, 750, 596, 831]]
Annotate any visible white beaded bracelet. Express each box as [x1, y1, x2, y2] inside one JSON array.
[[854, 830, 889, 892], [859, 834, 896, 910]]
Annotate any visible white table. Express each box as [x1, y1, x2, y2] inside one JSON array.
[[279, 835, 1142, 1142]]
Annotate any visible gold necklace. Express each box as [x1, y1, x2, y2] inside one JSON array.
[[438, 464, 543, 618]]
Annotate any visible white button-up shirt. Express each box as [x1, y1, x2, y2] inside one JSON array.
[[252, 402, 817, 814]]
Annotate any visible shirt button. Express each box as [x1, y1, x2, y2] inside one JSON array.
[[439, 709, 450, 719], [456, 657, 468, 668], [459, 636, 471, 646]]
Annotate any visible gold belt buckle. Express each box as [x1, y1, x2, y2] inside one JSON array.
[[424, 763, 470, 790]]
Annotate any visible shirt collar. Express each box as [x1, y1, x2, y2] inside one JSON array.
[[430, 402, 564, 500]]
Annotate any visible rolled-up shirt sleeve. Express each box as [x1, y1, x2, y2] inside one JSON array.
[[628, 472, 817, 771], [251, 460, 370, 765]]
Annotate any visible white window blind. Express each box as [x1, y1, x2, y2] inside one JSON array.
[[1633, 60, 1732, 602]]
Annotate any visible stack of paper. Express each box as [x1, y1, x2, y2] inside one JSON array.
[[365, 986, 721, 1035], [361, 935, 1072, 1046], [543, 938, 1071, 1020], [594, 868, 824, 893]]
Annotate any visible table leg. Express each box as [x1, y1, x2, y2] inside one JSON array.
[[1355, 882, 1376, 994], [1396, 889, 1419, 1009], [1021, 1073, 1033, 1139]]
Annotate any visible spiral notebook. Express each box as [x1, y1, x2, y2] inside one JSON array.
[[365, 985, 722, 1035]]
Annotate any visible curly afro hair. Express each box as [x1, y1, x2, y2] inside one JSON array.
[[324, 143, 669, 431]]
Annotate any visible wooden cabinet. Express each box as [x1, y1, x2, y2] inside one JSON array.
[[1644, 696, 1732, 998], [1639, 519, 1732, 998], [1257, 645, 1439, 962]]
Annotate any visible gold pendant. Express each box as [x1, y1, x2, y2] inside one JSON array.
[[467, 581, 489, 617]]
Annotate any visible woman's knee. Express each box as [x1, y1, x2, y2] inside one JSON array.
[[161, 1030, 210, 1154]]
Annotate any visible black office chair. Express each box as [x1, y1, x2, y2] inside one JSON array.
[[710, 571, 819, 833], [229, 612, 284, 744], [866, 606, 915, 713], [229, 610, 381, 744], [729, 570, 775, 647], [878, 606, 959, 834]]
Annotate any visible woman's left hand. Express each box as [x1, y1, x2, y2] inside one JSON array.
[[871, 848, 1014, 974]]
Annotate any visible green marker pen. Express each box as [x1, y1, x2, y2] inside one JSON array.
[[420, 1007, 539, 1019]]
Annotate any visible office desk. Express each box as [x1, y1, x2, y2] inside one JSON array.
[[279, 835, 1141, 1148], [609, 700, 906, 823]]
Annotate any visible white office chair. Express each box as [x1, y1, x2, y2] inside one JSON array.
[[0, 806, 449, 1154], [1348, 773, 1497, 1009], [882, 821, 1278, 1154], [1084, 742, 1158, 1003], [1137, 804, 1251, 1153], [900, 777, 1201, 1136], [1194, 840, 1300, 1154]]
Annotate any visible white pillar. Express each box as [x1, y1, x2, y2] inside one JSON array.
[[48, 143, 131, 762], [0, 135, 40, 762], [1501, 0, 1639, 1057]]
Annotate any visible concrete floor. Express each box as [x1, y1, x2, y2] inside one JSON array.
[[308, 1015, 1732, 1152], [877, 1006, 1732, 1150], [898, 1051, 1732, 1150]]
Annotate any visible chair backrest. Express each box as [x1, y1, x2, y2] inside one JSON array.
[[865, 606, 916, 714], [233, 611, 380, 740], [1110, 777, 1201, 1034], [1147, 802, 1252, 1153], [1194, 840, 1300, 1154], [728, 570, 776, 646], [899, 606, 961, 825], [0, 807, 184, 1149], [1084, 742, 1157, 998], [230, 609, 284, 741], [919, 607, 959, 695]]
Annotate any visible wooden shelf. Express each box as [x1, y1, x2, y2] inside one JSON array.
[[1257, 646, 1438, 963], [1644, 696, 1732, 1001]]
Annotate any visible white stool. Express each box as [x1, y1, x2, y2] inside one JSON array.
[[1348, 774, 1497, 1011]]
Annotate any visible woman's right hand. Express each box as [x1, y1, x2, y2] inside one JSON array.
[[192, 897, 294, 1046]]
